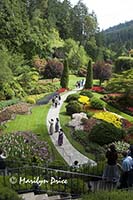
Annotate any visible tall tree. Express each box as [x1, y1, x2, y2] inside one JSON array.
[[84, 59, 93, 89], [93, 61, 112, 85], [60, 59, 69, 88]]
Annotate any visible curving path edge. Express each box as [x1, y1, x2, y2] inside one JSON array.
[[46, 88, 96, 166]]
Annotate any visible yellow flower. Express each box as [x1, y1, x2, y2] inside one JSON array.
[[78, 95, 90, 106], [93, 111, 122, 128]]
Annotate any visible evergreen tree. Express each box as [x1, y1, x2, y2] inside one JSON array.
[[84, 59, 93, 89], [60, 59, 69, 88]]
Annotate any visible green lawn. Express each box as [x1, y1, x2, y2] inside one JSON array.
[[53, 75, 99, 90], [4, 104, 67, 165]]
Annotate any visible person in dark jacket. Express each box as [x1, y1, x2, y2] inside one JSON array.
[[103, 144, 120, 182]]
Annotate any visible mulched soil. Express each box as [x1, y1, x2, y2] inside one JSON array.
[[0, 103, 31, 124]]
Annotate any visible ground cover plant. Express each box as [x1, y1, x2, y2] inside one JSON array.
[[0, 131, 49, 166], [3, 104, 67, 166]]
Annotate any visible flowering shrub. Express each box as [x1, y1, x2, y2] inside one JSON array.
[[91, 86, 105, 93], [82, 118, 97, 132], [78, 95, 91, 106], [127, 107, 133, 113], [26, 93, 45, 104], [0, 131, 49, 166], [57, 88, 69, 93], [93, 111, 122, 128], [112, 141, 130, 153]]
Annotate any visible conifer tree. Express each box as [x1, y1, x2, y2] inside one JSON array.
[[60, 59, 69, 88], [84, 59, 93, 89]]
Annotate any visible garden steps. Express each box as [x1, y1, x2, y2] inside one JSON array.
[[46, 88, 96, 166], [20, 193, 61, 200]]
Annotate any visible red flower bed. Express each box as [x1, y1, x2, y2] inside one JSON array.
[[91, 86, 105, 93], [127, 107, 133, 113], [121, 118, 133, 129], [57, 88, 69, 93]]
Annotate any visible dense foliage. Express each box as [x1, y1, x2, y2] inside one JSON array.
[[93, 61, 112, 85], [89, 121, 125, 145], [0, 132, 49, 166], [60, 59, 69, 88], [103, 20, 133, 57], [115, 56, 133, 72], [84, 59, 93, 89], [43, 59, 63, 79], [66, 101, 82, 115]]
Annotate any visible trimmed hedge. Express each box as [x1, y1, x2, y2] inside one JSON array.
[[65, 93, 80, 103], [80, 90, 93, 98], [66, 101, 82, 115], [90, 97, 105, 109], [89, 121, 125, 145]]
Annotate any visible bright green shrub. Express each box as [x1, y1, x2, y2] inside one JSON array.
[[90, 97, 105, 109], [82, 190, 133, 200], [66, 101, 82, 115], [80, 90, 93, 98], [115, 56, 133, 73], [73, 130, 88, 145], [0, 99, 20, 110], [68, 178, 88, 195], [0, 185, 22, 200], [89, 121, 125, 145], [26, 97, 36, 104], [65, 93, 80, 102]]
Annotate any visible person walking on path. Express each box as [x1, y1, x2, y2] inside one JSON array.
[[55, 118, 60, 133], [102, 144, 120, 182], [49, 119, 54, 135], [54, 96, 59, 108], [58, 129, 64, 146]]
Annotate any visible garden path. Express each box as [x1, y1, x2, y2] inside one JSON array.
[[46, 88, 96, 166]]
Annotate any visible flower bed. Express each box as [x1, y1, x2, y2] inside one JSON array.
[[91, 86, 105, 93], [0, 131, 49, 166], [78, 95, 90, 105], [57, 88, 69, 93], [93, 111, 122, 128]]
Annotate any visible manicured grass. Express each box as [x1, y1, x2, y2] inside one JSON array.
[[53, 75, 99, 90], [4, 104, 67, 165]]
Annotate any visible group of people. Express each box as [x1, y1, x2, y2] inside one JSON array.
[[49, 118, 64, 146], [75, 79, 85, 88], [51, 94, 61, 108], [103, 143, 133, 188]]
